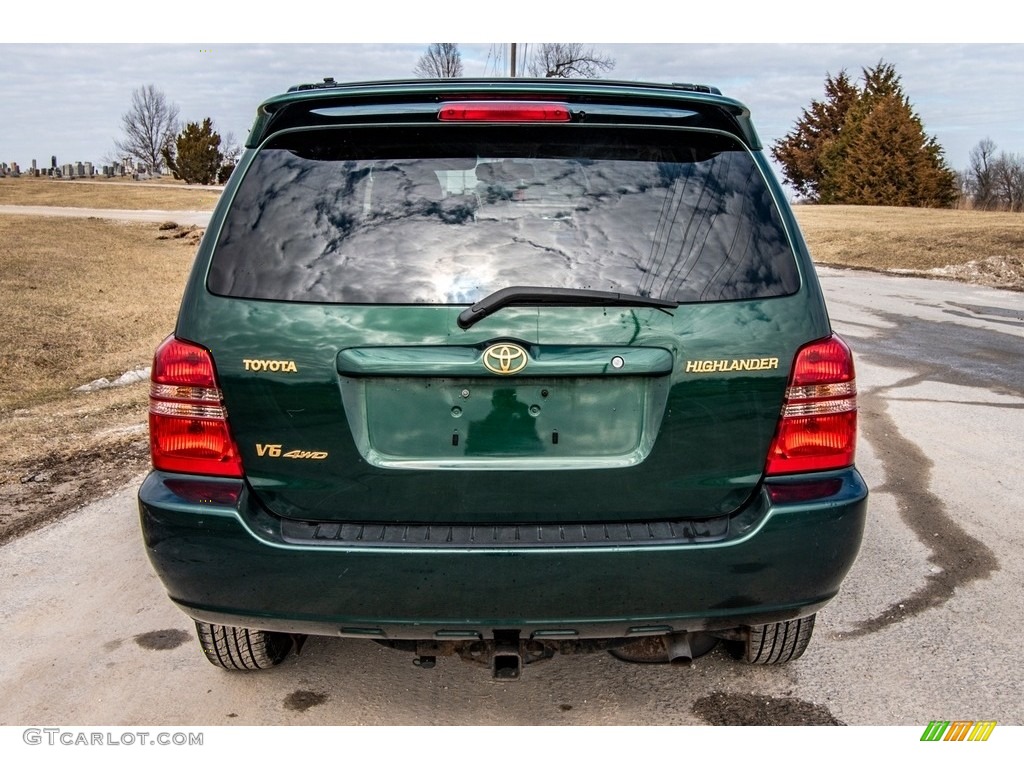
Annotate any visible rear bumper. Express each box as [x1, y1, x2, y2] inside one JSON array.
[[138, 469, 867, 640]]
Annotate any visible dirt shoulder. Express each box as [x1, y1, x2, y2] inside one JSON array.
[[0, 387, 150, 545]]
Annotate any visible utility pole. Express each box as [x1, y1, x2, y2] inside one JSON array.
[[510, 43, 517, 78]]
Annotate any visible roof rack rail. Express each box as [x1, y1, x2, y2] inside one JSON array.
[[288, 77, 338, 93], [287, 78, 723, 96], [671, 83, 722, 95]]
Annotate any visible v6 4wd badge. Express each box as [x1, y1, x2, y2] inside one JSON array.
[[255, 443, 328, 460]]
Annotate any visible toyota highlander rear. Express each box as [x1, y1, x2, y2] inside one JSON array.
[[139, 79, 867, 677]]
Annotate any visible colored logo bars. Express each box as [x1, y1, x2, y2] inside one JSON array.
[[920, 721, 997, 742]]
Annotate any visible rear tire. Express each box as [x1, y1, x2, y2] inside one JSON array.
[[726, 615, 815, 665], [195, 621, 292, 670]]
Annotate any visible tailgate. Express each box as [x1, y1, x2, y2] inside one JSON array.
[[199, 299, 805, 526]]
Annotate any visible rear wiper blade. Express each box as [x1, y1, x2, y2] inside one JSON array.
[[457, 286, 679, 329]]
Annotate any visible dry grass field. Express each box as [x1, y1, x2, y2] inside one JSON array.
[[0, 181, 1022, 543], [1, 216, 196, 410], [795, 205, 1024, 290], [1, 211, 199, 541], [0, 176, 222, 210]]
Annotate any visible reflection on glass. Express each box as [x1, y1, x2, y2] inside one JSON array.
[[210, 130, 798, 305]]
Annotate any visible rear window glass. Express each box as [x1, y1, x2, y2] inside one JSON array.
[[208, 126, 799, 304]]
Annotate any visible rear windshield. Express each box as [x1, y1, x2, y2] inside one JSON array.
[[208, 125, 799, 304]]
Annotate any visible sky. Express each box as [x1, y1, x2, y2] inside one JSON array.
[[2, 5, 1022, 185]]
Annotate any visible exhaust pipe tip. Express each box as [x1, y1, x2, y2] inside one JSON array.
[[667, 633, 694, 666]]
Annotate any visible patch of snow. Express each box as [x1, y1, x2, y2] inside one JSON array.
[[74, 367, 150, 393], [885, 255, 1023, 291]]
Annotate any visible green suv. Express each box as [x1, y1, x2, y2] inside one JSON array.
[[139, 78, 866, 678]]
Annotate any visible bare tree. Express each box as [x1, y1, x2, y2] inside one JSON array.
[[967, 138, 999, 210], [414, 43, 463, 78], [526, 43, 615, 78], [992, 152, 1024, 212], [963, 138, 1024, 211], [114, 85, 179, 175], [218, 131, 243, 184]]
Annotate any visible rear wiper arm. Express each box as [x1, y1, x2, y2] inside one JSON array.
[[457, 286, 679, 329]]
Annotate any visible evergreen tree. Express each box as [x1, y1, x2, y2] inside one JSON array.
[[771, 70, 857, 202], [163, 118, 223, 185], [773, 62, 958, 207]]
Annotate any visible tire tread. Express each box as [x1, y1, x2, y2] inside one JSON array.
[[194, 621, 290, 670], [735, 615, 815, 665]]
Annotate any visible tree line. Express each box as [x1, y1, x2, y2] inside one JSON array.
[[414, 42, 614, 79], [414, 49, 1020, 213], [112, 45, 615, 184], [113, 84, 238, 185], [113, 57, 1020, 209], [960, 138, 1024, 212], [772, 61, 1022, 211], [771, 62, 958, 207]]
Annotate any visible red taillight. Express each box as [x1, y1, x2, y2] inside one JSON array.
[[438, 101, 572, 122], [149, 336, 242, 477], [766, 335, 857, 476]]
